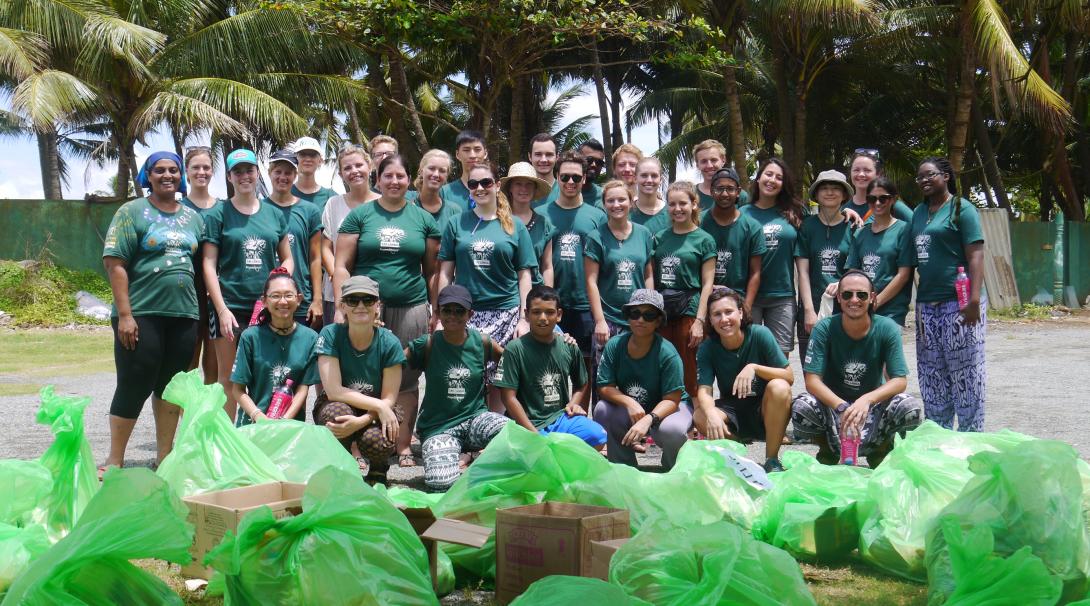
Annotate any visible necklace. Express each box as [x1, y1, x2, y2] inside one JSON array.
[[270, 321, 296, 336], [350, 327, 376, 357], [926, 196, 951, 225]]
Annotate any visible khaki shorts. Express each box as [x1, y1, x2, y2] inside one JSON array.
[[381, 301, 430, 392]]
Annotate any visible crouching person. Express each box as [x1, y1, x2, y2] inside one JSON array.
[[406, 285, 510, 491], [496, 285, 607, 449], [314, 275, 405, 484], [791, 270, 924, 467], [693, 287, 793, 473], [593, 289, 692, 470]]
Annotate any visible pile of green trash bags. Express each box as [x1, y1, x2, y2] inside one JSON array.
[[509, 576, 652, 605], [374, 485, 456, 596], [207, 466, 437, 606], [158, 371, 357, 496], [1, 467, 193, 605]]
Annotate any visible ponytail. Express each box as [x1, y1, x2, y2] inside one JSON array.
[[496, 191, 515, 235]]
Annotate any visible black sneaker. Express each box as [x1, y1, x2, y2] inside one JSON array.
[[763, 457, 785, 473]]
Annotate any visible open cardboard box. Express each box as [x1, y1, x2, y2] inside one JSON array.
[[400, 506, 493, 592], [588, 537, 630, 581], [181, 482, 306, 579]]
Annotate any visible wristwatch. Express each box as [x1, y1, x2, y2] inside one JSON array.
[[835, 402, 850, 414], [648, 412, 662, 428]]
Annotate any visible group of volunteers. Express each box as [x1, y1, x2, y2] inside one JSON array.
[[99, 129, 987, 487]]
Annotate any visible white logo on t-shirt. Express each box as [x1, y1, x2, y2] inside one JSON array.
[[660, 255, 681, 286], [715, 250, 732, 279], [348, 380, 375, 396], [558, 232, 581, 261], [377, 226, 406, 252], [843, 360, 867, 388], [625, 383, 648, 405], [763, 224, 782, 251], [820, 248, 840, 274], [446, 364, 471, 399], [470, 239, 494, 269], [616, 259, 636, 290], [269, 363, 291, 385], [243, 236, 268, 270], [915, 235, 931, 264], [539, 372, 562, 405], [861, 253, 881, 280]]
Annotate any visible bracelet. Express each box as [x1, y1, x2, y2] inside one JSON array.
[[648, 412, 662, 428], [835, 402, 850, 414]]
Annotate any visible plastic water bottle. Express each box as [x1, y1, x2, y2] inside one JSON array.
[[266, 379, 294, 419], [840, 425, 860, 466], [954, 266, 970, 310], [248, 299, 265, 326]]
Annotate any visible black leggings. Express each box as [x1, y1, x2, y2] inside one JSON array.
[[110, 315, 198, 419]]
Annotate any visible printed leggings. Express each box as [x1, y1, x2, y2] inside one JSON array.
[[313, 396, 404, 473], [421, 412, 510, 491], [915, 299, 987, 431]]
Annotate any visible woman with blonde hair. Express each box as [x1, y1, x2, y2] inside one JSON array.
[[181, 146, 221, 381], [500, 161, 555, 286], [414, 149, 462, 228], [611, 143, 643, 198], [631, 156, 669, 235]]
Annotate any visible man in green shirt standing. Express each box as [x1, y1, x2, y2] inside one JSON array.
[[577, 139, 606, 209], [496, 285, 607, 449], [440, 130, 488, 211], [791, 270, 923, 467], [529, 133, 560, 208]]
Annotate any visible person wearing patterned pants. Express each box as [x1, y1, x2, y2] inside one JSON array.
[[915, 299, 987, 431], [314, 396, 403, 476], [791, 392, 923, 466], [421, 411, 510, 491]]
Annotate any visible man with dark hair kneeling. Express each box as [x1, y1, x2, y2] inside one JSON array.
[[791, 270, 924, 467], [496, 285, 607, 449]]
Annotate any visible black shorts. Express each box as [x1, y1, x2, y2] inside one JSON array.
[[716, 394, 765, 441], [110, 315, 198, 418], [558, 310, 594, 356], [208, 302, 250, 340]]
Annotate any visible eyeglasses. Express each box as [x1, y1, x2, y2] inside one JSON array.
[[866, 194, 896, 204], [585, 158, 605, 168], [854, 148, 880, 159], [712, 186, 739, 195], [558, 174, 584, 183], [467, 178, 495, 190], [624, 308, 661, 322], [439, 306, 468, 316], [839, 290, 871, 302], [266, 293, 298, 302], [343, 295, 378, 307], [915, 171, 943, 183]]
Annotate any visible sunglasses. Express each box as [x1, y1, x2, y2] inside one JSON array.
[[558, 174, 584, 183], [854, 148, 880, 159], [467, 178, 495, 190], [439, 306, 468, 316], [585, 158, 605, 168], [866, 194, 896, 204], [839, 290, 871, 302], [343, 295, 379, 307], [624, 308, 661, 322]]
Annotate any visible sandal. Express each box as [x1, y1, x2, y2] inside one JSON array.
[[97, 464, 120, 482], [398, 453, 417, 468]]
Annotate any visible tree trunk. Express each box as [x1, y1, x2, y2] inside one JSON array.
[[667, 109, 682, 182], [948, 6, 977, 173], [972, 99, 1009, 210], [345, 95, 366, 146], [591, 40, 613, 161], [772, 53, 795, 171], [37, 130, 63, 200], [115, 134, 132, 199], [722, 58, 749, 186], [387, 49, 429, 158], [1034, 30, 1085, 221], [792, 88, 807, 184], [170, 124, 185, 158], [607, 69, 624, 151], [509, 75, 527, 161], [1039, 176, 1054, 221]]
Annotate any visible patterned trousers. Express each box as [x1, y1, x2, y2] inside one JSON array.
[[791, 392, 924, 456], [421, 412, 511, 491], [313, 396, 404, 473], [915, 299, 987, 431]]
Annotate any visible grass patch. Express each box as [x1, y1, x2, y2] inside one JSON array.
[[0, 331, 113, 387], [990, 303, 1054, 321], [0, 259, 113, 327]]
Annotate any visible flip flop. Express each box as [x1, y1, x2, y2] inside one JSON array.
[[398, 453, 417, 468]]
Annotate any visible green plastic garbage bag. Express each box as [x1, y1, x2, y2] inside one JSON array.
[[207, 466, 438, 606], [610, 521, 817, 606], [238, 418, 358, 482], [34, 386, 98, 540], [0, 524, 50, 594], [752, 459, 872, 560], [0, 460, 51, 526], [924, 516, 1061, 606], [509, 575, 652, 605], [858, 421, 1034, 580], [1, 467, 193, 606], [157, 370, 285, 496], [925, 440, 1090, 601], [374, 485, 455, 596]]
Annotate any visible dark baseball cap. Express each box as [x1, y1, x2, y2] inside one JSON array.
[[437, 284, 473, 309]]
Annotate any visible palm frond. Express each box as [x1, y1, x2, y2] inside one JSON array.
[[0, 26, 48, 78], [167, 77, 307, 143], [11, 69, 99, 129], [131, 89, 250, 141]]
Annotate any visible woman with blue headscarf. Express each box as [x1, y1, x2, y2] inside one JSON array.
[[100, 151, 205, 475]]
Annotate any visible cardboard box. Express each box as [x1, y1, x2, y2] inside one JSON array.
[[495, 502, 630, 604], [588, 538, 629, 581], [400, 507, 493, 592], [181, 482, 306, 579]]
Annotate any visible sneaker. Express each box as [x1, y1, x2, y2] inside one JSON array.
[[816, 448, 839, 465], [763, 457, 785, 473]]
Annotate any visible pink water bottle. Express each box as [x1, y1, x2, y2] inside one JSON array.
[[248, 299, 265, 326], [840, 425, 860, 466], [266, 379, 294, 419], [954, 266, 970, 310]]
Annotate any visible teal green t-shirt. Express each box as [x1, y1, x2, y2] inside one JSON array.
[[438, 213, 538, 310], [696, 324, 788, 393], [844, 199, 913, 223], [802, 314, 908, 403], [291, 185, 338, 214], [494, 334, 588, 428], [439, 179, 473, 211], [531, 181, 560, 209], [265, 198, 322, 311], [739, 205, 799, 299], [596, 332, 689, 411], [181, 196, 223, 218], [631, 204, 670, 236], [794, 215, 853, 310], [582, 182, 604, 209], [338, 201, 440, 307], [910, 198, 984, 304], [585, 223, 654, 326], [202, 200, 289, 312], [698, 187, 749, 212], [699, 210, 767, 294], [522, 211, 555, 286], [543, 202, 608, 312], [653, 227, 717, 317], [846, 219, 914, 325], [407, 329, 492, 440], [415, 198, 462, 231], [315, 323, 405, 399], [102, 198, 205, 319], [230, 323, 320, 426]]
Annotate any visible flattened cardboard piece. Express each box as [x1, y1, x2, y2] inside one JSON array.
[[398, 505, 493, 593], [588, 538, 630, 581]]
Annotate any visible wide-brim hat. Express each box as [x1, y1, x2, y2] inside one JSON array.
[[500, 162, 551, 200], [809, 169, 854, 200]]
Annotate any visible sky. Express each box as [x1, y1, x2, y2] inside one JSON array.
[[0, 85, 696, 200]]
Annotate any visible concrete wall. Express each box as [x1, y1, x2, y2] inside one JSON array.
[[0, 199, 123, 276]]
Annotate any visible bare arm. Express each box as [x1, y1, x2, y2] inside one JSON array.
[[423, 238, 440, 310], [500, 387, 538, 432], [515, 268, 531, 336], [688, 258, 716, 348], [277, 235, 294, 275], [282, 382, 311, 420], [745, 256, 762, 311], [307, 231, 324, 322], [875, 266, 912, 309], [231, 382, 263, 423], [643, 261, 655, 289], [202, 242, 237, 340], [104, 257, 137, 350], [321, 233, 336, 276], [317, 355, 397, 413], [540, 240, 554, 287], [585, 258, 609, 347], [332, 233, 359, 322], [804, 372, 846, 410]]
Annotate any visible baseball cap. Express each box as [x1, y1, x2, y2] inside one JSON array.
[[269, 148, 298, 169], [622, 289, 665, 314], [293, 137, 324, 159], [225, 148, 258, 171], [712, 167, 740, 186], [341, 275, 379, 298], [437, 284, 473, 310]]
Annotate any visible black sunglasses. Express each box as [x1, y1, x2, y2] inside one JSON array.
[[585, 158, 605, 167], [439, 306, 468, 316], [343, 295, 379, 307], [624, 308, 661, 322], [558, 174, 584, 183], [866, 194, 896, 204], [467, 178, 495, 190], [839, 290, 871, 302]]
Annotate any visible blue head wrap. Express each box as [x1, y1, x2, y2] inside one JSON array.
[[138, 151, 187, 195]]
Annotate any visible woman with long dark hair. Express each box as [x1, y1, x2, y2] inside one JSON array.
[[846, 176, 914, 326]]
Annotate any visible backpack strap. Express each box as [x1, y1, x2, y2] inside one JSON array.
[[422, 333, 434, 370], [482, 331, 492, 370]]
